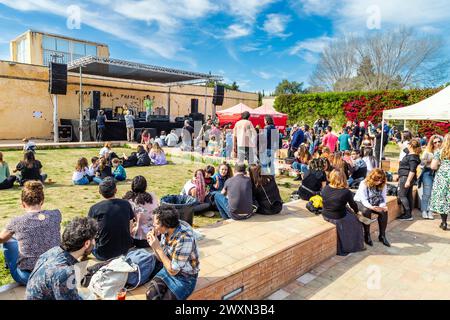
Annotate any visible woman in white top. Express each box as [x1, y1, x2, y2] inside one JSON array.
[[398, 131, 412, 161], [362, 148, 377, 174], [72, 157, 90, 185], [354, 168, 390, 247], [99, 142, 112, 158]]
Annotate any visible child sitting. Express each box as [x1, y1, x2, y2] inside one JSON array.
[[149, 143, 167, 166], [22, 138, 36, 153], [204, 165, 215, 191], [93, 157, 113, 184], [87, 156, 99, 181], [206, 136, 220, 156], [112, 158, 126, 181], [72, 157, 90, 185]]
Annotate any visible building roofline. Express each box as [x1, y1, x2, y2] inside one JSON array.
[[11, 29, 108, 47]]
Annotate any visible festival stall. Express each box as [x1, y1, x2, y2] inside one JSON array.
[[250, 104, 288, 131], [216, 103, 254, 128]]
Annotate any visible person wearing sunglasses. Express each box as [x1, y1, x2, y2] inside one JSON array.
[[419, 135, 443, 220], [429, 133, 450, 230]]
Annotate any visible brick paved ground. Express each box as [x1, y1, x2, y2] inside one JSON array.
[[268, 209, 450, 300]]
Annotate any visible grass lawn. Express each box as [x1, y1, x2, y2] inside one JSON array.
[[0, 147, 298, 286]]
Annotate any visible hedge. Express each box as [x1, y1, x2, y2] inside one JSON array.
[[274, 88, 450, 137]]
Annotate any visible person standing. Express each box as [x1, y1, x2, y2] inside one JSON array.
[[261, 115, 277, 175], [233, 112, 257, 163], [397, 140, 422, 221], [197, 119, 212, 153], [88, 177, 134, 260], [338, 129, 352, 152], [289, 124, 304, 157], [96, 110, 107, 142], [352, 121, 360, 150], [374, 125, 388, 164], [25, 217, 98, 300], [429, 133, 450, 230], [354, 169, 390, 247], [182, 120, 195, 152], [144, 96, 154, 122], [124, 110, 135, 142], [322, 126, 339, 153], [398, 130, 412, 161], [420, 135, 443, 220]]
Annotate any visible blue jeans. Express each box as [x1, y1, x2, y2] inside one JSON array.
[[93, 177, 103, 184], [114, 175, 126, 182], [214, 193, 230, 219], [73, 176, 89, 185], [421, 170, 434, 212], [292, 162, 308, 174], [2, 238, 31, 285], [260, 150, 275, 175]]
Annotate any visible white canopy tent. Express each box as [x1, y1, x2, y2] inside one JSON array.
[[383, 86, 450, 121], [379, 86, 450, 164]]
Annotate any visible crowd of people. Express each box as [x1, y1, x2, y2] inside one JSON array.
[[0, 111, 449, 300]]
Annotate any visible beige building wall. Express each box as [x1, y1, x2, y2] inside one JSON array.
[[0, 61, 258, 139]]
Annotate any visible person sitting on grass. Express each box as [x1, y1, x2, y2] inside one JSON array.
[[158, 131, 167, 147], [0, 181, 61, 285], [88, 177, 134, 261], [72, 157, 90, 185], [22, 138, 36, 153], [0, 152, 16, 190], [87, 156, 99, 182], [165, 130, 179, 148], [210, 163, 233, 192], [25, 217, 98, 300], [204, 165, 215, 191], [214, 163, 254, 220], [140, 129, 151, 145], [149, 142, 167, 166], [93, 157, 113, 184], [99, 142, 112, 158], [249, 164, 283, 215], [146, 205, 199, 300], [123, 176, 159, 248], [111, 158, 126, 182], [14, 151, 47, 185]]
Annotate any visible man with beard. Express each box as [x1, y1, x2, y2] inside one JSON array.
[[25, 217, 98, 300]]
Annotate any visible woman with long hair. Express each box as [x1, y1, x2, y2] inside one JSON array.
[[297, 158, 327, 201], [329, 152, 351, 179], [249, 164, 282, 215], [420, 135, 443, 219], [397, 139, 422, 221], [149, 142, 167, 165], [354, 169, 390, 247], [321, 169, 365, 256], [429, 133, 450, 230], [123, 176, 159, 248], [292, 145, 312, 181], [14, 151, 47, 185], [362, 148, 377, 174], [0, 152, 16, 189]]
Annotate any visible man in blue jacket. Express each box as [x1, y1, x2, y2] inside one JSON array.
[[289, 124, 304, 157]]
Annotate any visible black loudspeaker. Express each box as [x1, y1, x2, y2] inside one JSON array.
[[58, 125, 72, 142], [191, 99, 199, 114], [103, 108, 113, 119], [92, 91, 101, 109], [189, 112, 204, 123], [212, 85, 224, 106], [48, 62, 67, 95]]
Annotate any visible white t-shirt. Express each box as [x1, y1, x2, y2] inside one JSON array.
[[233, 119, 257, 148], [72, 167, 89, 181], [99, 147, 110, 158], [181, 180, 196, 196], [398, 141, 409, 161]]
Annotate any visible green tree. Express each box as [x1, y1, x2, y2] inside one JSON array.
[[206, 81, 239, 91], [274, 79, 307, 95]]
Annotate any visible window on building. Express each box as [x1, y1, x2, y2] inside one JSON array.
[[42, 35, 99, 65], [17, 38, 26, 63]]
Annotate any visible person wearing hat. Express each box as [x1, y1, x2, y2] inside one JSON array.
[[124, 110, 135, 142]]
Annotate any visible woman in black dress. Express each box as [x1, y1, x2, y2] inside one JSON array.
[[321, 169, 365, 256]]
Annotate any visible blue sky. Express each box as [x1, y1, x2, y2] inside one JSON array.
[[1, 0, 449, 93]]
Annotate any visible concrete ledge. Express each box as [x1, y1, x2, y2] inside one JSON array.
[[0, 141, 128, 151]]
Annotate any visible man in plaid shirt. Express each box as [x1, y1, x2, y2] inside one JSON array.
[[146, 205, 200, 300]]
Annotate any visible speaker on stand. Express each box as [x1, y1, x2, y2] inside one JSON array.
[[212, 84, 224, 117], [48, 62, 67, 95]]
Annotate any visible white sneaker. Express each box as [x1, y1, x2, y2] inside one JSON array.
[[422, 211, 429, 219], [427, 211, 435, 220]]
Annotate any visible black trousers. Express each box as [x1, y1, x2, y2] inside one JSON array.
[[0, 176, 16, 190], [398, 176, 414, 216], [356, 201, 388, 237]]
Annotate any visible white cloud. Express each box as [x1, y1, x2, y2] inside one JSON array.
[[253, 70, 273, 80], [226, 0, 277, 23], [291, 0, 337, 16], [224, 24, 252, 39], [289, 35, 333, 55], [263, 14, 291, 38]]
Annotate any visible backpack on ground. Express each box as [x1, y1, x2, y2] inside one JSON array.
[[125, 249, 156, 288]]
